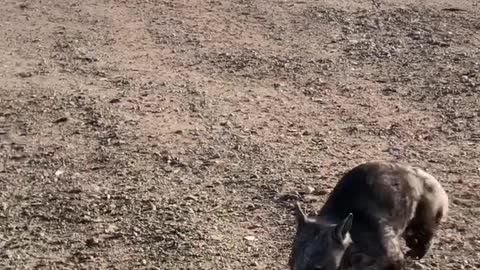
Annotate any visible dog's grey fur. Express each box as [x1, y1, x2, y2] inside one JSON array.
[[289, 162, 448, 270]]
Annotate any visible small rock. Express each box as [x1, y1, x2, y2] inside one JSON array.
[[16, 71, 33, 78], [220, 121, 231, 127], [313, 189, 329, 196], [4, 249, 13, 258], [53, 116, 69, 123], [109, 98, 121, 104], [184, 195, 198, 201], [211, 234, 223, 241], [245, 203, 256, 210], [203, 159, 224, 166], [273, 82, 284, 89], [244, 236, 256, 241], [304, 195, 320, 203], [105, 224, 118, 234], [278, 192, 300, 201], [55, 170, 64, 177], [311, 98, 325, 104], [304, 186, 315, 194], [67, 188, 82, 194], [1, 202, 8, 211], [210, 152, 221, 159], [85, 237, 100, 247]]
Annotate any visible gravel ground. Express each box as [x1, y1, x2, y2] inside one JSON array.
[[1, 0, 479, 269]]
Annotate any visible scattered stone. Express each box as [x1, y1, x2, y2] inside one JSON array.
[[278, 192, 301, 201], [54, 170, 64, 177], [53, 116, 69, 123], [16, 71, 33, 78], [313, 189, 329, 196], [109, 98, 121, 104], [220, 121, 231, 127], [85, 237, 100, 247], [244, 236, 256, 241], [304, 195, 320, 203], [304, 186, 315, 194], [105, 225, 118, 234], [184, 195, 198, 201], [1, 202, 8, 212]]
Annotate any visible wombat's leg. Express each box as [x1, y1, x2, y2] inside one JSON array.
[[403, 200, 441, 259], [363, 246, 404, 270], [348, 224, 405, 270], [384, 237, 405, 270], [344, 241, 405, 270], [362, 231, 405, 270], [404, 223, 435, 259], [383, 260, 405, 270]]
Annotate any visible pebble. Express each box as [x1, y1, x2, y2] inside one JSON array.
[[55, 170, 64, 177], [244, 236, 256, 241], [304, 186, 315, 194]]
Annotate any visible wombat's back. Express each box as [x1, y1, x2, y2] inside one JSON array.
[[318, 162, 444, 233]]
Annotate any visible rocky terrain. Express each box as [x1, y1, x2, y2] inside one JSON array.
[[1, 0, 479, 269]]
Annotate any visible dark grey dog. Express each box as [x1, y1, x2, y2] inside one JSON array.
[[289, 162, 448, 270]]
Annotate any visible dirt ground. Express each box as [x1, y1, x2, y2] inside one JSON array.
[[1, 0, 479, 269]]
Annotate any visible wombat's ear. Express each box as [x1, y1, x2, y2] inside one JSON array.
[[294, 202, 308, 226], [334, 213, 353, 244]]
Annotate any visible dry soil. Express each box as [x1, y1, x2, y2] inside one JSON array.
[[1, 0, 480, 269]]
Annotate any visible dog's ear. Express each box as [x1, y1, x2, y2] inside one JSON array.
[[294, 202, 308, 226]]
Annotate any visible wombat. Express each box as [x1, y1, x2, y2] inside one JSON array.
[[289, 162, 449, 270]]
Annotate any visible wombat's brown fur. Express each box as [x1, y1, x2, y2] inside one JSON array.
[[289, 162, 448, 270]]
